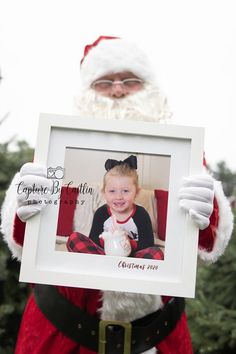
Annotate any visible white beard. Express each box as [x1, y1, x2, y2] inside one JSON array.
[[100, 291, 161, 354], [75, 84, 172, 123], [75, 84, 168, 354], [100, 290, 163, 322]]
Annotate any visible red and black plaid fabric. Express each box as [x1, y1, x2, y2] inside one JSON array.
[[67, 232, 105, 255], [134, 246, 164, 260], [67, 232, 164, 260]]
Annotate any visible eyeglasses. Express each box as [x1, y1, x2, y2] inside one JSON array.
[[91, 78, 143, 91]]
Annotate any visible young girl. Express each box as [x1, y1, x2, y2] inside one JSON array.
[[89, 155, 155, 251]]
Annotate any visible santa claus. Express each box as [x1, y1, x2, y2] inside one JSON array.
[[1, 36, 233, 354]]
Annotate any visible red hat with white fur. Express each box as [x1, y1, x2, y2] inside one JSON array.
[[80, 36, 156, 89]]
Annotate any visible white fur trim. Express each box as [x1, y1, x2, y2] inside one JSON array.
[[0, 172, 23, 260], [80, 38, 156, 89], [198, 181, 234, 263], [100, 291, 162, 354], [142, 350, 157, 354]]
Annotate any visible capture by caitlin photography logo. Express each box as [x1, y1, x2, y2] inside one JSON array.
[[15, 165, 95, 206], [15, 178, 95, 206]]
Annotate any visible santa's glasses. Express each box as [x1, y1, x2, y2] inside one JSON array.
[[91, 78, 143, 91]]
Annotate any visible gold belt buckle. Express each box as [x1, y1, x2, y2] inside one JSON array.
[[98, 320, 132, 354]]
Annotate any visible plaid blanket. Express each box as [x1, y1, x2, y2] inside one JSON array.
[[67, 232, 164, 260]]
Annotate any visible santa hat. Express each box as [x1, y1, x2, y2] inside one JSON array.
[[80, 36, 156, 89]]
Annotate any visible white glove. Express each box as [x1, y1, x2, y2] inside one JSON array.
[[16, 162, 53, 221], [179, 174, 214, 230]]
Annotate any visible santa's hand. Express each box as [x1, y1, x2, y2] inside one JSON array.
[[179, 174, 214, 230], [16, 163, 53, 221]]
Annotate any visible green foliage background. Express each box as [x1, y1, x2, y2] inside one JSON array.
[[185, 161, 236, 353], [0, 140, 33, 353], [0, 139, 235, 353], [186, 209, 236, 354]]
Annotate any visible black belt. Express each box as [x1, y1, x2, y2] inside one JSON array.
[[34, 284, 185, 354]]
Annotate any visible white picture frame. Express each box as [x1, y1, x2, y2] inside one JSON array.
[[19, 113, 205, 297]]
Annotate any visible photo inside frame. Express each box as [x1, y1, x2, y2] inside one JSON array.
[[55, 148, 170, 261]]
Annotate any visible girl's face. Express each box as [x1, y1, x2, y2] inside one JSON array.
[[104, 175, 138, 215]]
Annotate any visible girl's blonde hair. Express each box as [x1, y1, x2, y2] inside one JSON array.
[[102, 163, 139, 192]]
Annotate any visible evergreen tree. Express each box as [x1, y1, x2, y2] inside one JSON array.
[[187, 163, 236, 353], [210, 161, 236, 197], [0, 135, 33, 353]]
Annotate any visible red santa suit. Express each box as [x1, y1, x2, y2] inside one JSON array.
[[1, 37, 233, 354]]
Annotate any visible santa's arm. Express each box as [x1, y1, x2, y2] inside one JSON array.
[[1, 163, 52, 261], [1, 172, 25, 260], [197, 180, 233, 263], [179, 172, 234, 264]]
